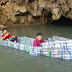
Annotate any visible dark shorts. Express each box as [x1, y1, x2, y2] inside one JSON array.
[[10, 37, 17, 42]]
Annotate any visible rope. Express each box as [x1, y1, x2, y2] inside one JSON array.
[[0, 33, 2, 45], [0, 38, 1, 48], [47, 42, 50, 57], [61, 52, 63, 59], [49, 51, 51, 57], [27, 45, 29, 53], [40, 49, 42, 55], [53, 38, 55, 42], [9, 41, 12, 48], [66, 43, 71, 60], [22, 36, 26, 44], [0, 38, 1, 45], [47, 48, 49, 57]]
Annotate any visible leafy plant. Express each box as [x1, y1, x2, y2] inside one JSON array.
[[66, 13, 70, 18], [63, 11, 67, 15], [63, 11, 70, 18]]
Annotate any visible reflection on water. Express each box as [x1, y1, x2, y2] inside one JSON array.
[[0, 24, 72, 72], [7, 24, 72, 40]]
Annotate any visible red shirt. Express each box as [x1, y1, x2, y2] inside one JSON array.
[[33, 39, 45, 47], [1, 34, 12, 40]]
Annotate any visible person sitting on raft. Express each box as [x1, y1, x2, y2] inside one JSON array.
[[33, 33, 45, 47], [1, 28, 17, 43]]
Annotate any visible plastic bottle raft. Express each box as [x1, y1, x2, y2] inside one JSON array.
[[0, 33, 72, 60]]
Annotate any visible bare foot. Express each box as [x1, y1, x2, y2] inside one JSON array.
[[14, 41, 17, 43]]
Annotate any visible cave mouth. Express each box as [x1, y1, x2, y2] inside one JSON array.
[[52, 16, 72, 26], [28, 0, 35, 3]]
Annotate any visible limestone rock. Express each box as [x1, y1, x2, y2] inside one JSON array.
[[0, 0, 72, 26], [51, 8, 61, 20]]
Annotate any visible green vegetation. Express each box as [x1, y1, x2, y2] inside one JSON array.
[[63, 11, 70, 18], [63, 11, 67, 15]]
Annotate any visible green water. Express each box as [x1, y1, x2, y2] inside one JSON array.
[[0, 24, 72, 72], [7, 24, 72, 39]]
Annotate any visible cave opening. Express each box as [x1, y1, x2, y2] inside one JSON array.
[[52, 16, 72, 26], [15, 11, 30, 16], [28, 0, 35, 3]]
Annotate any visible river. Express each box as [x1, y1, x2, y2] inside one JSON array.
[[0, 23, 72, 72]]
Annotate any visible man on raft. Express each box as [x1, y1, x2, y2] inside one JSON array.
[[33, 33, 45, 47], [1, 28, 17, 43]]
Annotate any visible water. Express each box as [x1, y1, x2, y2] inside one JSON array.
[[7, 24, 72, 40], [1, 24, 72, 72]]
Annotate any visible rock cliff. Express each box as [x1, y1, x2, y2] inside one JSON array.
[[0, 0, 72, 27]]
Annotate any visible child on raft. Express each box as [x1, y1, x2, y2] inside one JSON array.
[[33, 33, 45, 47], [1, 28, 17, 43]]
